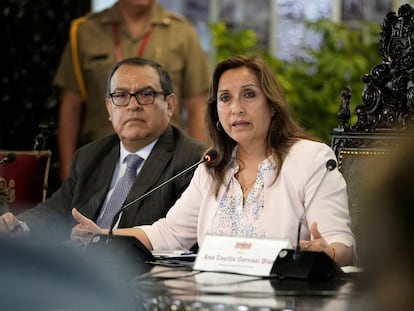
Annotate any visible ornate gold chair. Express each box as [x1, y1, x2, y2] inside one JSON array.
[[0, 150, 52, 215], [0, 122, 53, 215]]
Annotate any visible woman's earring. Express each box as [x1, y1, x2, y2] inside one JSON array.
[[271, 109, 276, 117], [216, 121, 223, 132]]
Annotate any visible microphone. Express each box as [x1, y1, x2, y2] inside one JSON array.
[[86, 150, 218, 268], [107, 149, 218, 240], [271, 158, 345, 281], [293, 159, 337, 261], [0, 153, 16, 164]]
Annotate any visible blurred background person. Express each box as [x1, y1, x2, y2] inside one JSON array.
[[356, 137, 414, 311], [54, 0, 210, 180], [0, 238, 134, 311]]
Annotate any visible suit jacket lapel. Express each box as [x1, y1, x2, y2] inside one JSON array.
[[81, 141, 119, 221]]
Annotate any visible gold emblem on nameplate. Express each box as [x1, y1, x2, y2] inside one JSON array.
[[235, 242, 252, 250]]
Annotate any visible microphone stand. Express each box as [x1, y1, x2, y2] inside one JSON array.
[[272, 159, 344, 281], [107, 155, 211, 242], [86, 153, 216, 266], [293, 159, 337, 261]]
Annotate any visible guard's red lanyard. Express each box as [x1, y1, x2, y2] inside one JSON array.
[[112, 23, 155, 61]]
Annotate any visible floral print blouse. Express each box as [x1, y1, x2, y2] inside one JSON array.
[[211, 149, 275, 237]]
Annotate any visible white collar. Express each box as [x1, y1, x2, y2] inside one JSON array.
[[119, 139, 158, 165]]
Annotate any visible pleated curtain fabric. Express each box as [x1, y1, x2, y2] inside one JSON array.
[[97, 154, 143, 228]]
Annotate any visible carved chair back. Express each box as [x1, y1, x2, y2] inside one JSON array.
[[331, 4, 414, 236]]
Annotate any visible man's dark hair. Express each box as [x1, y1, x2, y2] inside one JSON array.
[[106, 57, 174, 96]]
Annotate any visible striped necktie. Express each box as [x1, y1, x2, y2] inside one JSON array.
[[97, 154, 143, 228]]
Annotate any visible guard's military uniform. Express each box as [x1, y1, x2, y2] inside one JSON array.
[[54, 3, 210, 144]]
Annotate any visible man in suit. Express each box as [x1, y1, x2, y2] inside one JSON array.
[[0, 57, 206, 240]]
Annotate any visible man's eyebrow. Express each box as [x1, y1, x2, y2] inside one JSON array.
[[112, 86, 156, 93]]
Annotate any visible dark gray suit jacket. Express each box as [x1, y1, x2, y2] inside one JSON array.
[[19, 126, 206, 240]]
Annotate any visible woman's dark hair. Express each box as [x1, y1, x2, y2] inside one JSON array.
[[106, 57, 174, 96], [206, 55, 315, 196]]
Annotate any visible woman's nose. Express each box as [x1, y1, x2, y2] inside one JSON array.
[[231, 99, 245, 115]]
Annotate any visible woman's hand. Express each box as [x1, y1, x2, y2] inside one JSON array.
[[299, 222, 333, 258], [70, 208, 106, 247], [299, 222, 353, 266]]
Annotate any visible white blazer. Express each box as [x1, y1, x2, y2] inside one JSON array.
[[141, 139, 355, 251]]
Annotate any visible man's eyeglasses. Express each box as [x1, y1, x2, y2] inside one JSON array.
[[109, 90, 168, 107]]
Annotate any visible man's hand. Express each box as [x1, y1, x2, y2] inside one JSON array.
[[0, 212, 24, 238], [71, 208, 105, 247]]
